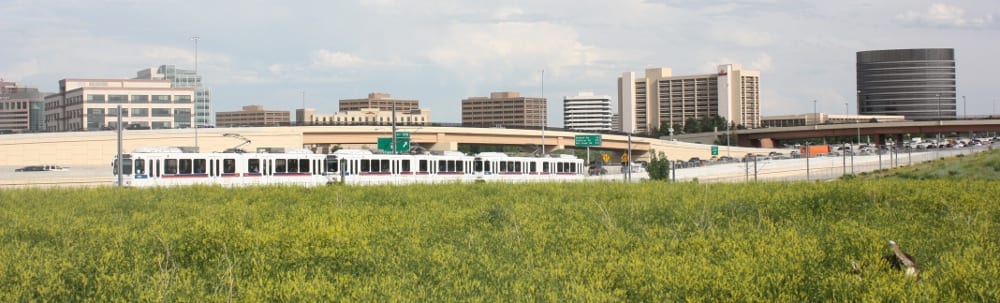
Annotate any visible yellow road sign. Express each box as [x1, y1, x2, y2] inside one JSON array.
[[602, 153, 610, 163], [621, 154, 629, 162]]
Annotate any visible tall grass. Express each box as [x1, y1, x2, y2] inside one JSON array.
[[0, 180, 997, 301]]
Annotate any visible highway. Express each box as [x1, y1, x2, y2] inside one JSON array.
[[1, 145, 991, 188]]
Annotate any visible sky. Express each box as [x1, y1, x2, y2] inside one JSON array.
[[1, 0, 998, 127]]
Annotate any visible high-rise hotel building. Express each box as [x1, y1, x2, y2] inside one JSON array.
[[563, 92, 613, 132], [618, 64, 760, 134]]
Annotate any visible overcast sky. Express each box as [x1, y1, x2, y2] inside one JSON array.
[[1, 0, 997, 126]]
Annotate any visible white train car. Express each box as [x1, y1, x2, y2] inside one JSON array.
[[326, 149, 585, 185], [327, 150, 473, 185], [113, 147, 328, 187], [113, 147, 585, 187]]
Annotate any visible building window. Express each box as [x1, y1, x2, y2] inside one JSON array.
[[108, 95, 128, 103], [131, 108, 149, 117], [87, 95, 106, 103], [152, 95, 171, 103], [152, 108, 172, 117], [131, 95, 149, 103], [106, 108, 129, 117], [174, 95, 192, 103]]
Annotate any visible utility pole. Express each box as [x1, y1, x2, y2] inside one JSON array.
[[191, 35, 200, 150], [540, 69, 545, 156]]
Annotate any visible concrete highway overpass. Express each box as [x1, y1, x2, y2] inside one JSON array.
[[736, 119, 1000, 147], [0, 126, 782, 167]]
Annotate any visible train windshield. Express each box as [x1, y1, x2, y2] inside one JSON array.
[[325, 156, 339, 173], [113, 154, 133, 175]]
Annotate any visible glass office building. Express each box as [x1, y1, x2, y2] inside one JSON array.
[[136, 65, 212, 126], [857, 48, 956, 120]]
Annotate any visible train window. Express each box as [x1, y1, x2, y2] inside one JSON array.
[[401, 160, 411, 172], [499, 161, 508, 172], [179, 159, 192, 174], [380, 160, 390, 172], [165, 159, 178, 174], [361, 159, 372, 172], [484, 161, 491, 172], [248, 159, 260, 173], [474, 160, 483, 172], [286, 159, 298, 173], [194, 159, 206, 174], [456, 161, 463, 172], [276, 159, 287, 173], [419, 160, 428, 172], [530, 162, 536, 172], [514, 162, 522, 172], [114, 158, 133, 175], [543, 162, 550, 173], [223, 159, 236, 174], [299, 159, 310, 173], [326, 158, 338, 173], [133, 159, 144, 175]]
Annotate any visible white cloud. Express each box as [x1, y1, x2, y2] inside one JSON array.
[[708, 27, 775, 47], [492, 6, 525, 21], [897, 3, 994, 28], [311, 50, 367, 68], [750, 53, 773, 71], [425, 22, 607, 75]]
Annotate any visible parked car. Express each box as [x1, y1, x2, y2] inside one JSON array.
[[15, 165, 69, 172], [588, 166, 608, 176]]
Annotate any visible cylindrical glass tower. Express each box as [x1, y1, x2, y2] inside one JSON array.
[[857, 48, 956, 120]]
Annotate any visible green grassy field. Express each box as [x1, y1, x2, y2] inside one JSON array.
[[1, 162, 999, 301], [859, 147, 1000, 180]]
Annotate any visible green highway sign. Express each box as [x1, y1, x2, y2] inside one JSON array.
[[711, 145, 719, 156], [377, 137, 410, 153], [395, 132, 410, 138], [575, 134, 602, 147]]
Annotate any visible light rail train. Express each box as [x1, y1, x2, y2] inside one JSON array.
[[113, 148, 585, 187]]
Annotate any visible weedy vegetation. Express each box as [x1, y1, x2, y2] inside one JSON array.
[[1, 165, 999, 301]]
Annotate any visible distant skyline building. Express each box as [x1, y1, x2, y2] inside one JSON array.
[[618, 64, 760, 134], [43, 79, 194, 132], [856, 48, 956, 121], [215, 105, 290, 127], [296, 107, 430, 126], [761, 113, 906, 128], [1, 81, 47, 133], [135, 65, 212, 126], [461, 91, 546, 128], [563, 92, 612, 132], [340, 93, 419, 112]]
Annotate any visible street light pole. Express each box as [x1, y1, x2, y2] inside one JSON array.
[[962, 95, 966, 119], [540, 69, 545, 156], [813, 100, 817, 126], [191, 35, 200, 150]]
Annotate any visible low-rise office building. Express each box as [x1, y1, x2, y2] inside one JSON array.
[[564, 92, 613, 132], [462, 91, 546, 128], [340, 93, 419, 112], [761, 113, 906, 128], [296, 107, 430, 126], [43, 79, 194, 131], [1, 81, 46, 133], [216, 105, 290, 127]]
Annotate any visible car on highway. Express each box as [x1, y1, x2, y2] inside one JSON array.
[[14, 165, 69, 172]]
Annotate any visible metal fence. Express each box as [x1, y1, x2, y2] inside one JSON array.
[[670, 144, 996, 183]]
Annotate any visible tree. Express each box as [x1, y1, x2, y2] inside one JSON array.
[[646, 151, 672, 180]]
